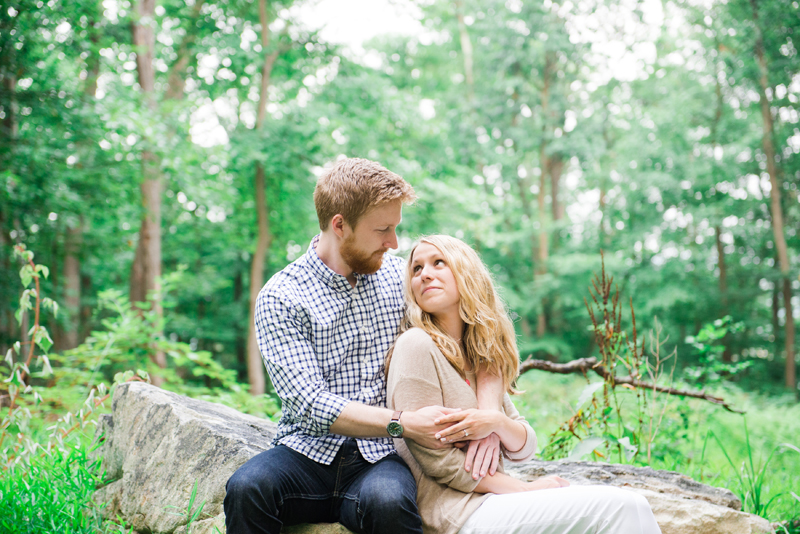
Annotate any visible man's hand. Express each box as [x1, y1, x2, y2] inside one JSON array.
[[463, 433, 501, 479], [433, 408, 499, 443], [402, 405, 463, 449]]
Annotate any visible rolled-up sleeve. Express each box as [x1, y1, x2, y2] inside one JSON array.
[[255, 287, 349, 436], [388, 332, 482, 493]]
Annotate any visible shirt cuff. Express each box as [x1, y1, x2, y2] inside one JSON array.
[[310, 391, 350, 435]]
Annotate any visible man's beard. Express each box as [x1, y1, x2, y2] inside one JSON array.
[[340, 234, 385, 275]]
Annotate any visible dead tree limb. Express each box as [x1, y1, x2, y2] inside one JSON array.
[[519, 356, 745, 414]]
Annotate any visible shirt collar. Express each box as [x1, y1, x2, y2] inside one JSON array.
[[304, 235, 366, 293]]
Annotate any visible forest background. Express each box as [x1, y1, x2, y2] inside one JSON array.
[[1, 0, 800, 531]]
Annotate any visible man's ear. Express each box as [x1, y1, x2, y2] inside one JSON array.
[[331, 214, 347, 238]]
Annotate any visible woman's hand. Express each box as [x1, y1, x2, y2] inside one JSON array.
[[463, 433, 501, 479], [434, 408, 499, 443], [524, 475, 570, 491]]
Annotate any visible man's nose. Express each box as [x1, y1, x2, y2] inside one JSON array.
[[385, 230, 399, 250]]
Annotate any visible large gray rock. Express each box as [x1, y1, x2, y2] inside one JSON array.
[[94, 382, 773, 534], [507, 462, 773, 534]]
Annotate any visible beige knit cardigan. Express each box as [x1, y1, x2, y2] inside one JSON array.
[[386, 327, 538, 534]]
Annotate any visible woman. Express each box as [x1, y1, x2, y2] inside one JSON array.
[[386, 235, 662, 534]]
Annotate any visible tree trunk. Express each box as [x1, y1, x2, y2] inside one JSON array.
[[714, 227, 728, 300], [131, 0, 165, 384], [246, 0, 280, 395], [1, 74, 17, 139], [59, 14, 100, 351], [536, 54, 554, 338], [234, 269, 246, 380], [164, 0, 206, 101], [62, 220, 83, 350], [0, 215, 9, 356], [454, 0, 475, 103], [549, 154, 564, 223], [750, 0, 795, 390], [715, 225, 731, 362], [772, 284, 780, 341]]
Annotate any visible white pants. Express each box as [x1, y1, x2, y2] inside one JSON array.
[[458, 485, 662, 534]]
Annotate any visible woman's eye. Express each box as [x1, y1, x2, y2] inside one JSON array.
[[412, 265, 422, 273], [434, 259, 445, 266]]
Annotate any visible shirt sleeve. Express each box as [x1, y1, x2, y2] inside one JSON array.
[[500, 393, 538, 462], [255, 285, 350, 437], [388, 330, 482, 493]]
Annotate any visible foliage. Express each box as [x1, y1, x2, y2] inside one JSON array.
[[0, 245, 278, 531], [0, 0, 799, 529], [709, 419, 800, 520], [684, 316, 752, 386], [0, 439, 106, 534], [517, 371, 800, 527], [541, 259, 678, 464]]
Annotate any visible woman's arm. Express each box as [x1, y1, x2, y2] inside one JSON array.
[[464, 367, 505, 478], [472, 471, 570, 494], [387, 330, 483, 493], [435, 408, 528, 453]]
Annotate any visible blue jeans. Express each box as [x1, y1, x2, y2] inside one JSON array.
[[224, 440, 423, 534]]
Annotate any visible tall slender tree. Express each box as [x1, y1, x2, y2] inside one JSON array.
[[749, 0, 795, 390]]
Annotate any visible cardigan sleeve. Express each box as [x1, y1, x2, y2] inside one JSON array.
[[500, 393, 538, 462], [387, 329, 483, 493]]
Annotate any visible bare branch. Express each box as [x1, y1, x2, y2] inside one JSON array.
[[518, 356, 745, 414]]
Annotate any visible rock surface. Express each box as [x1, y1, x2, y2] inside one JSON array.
[[94, 382, 773, 534]]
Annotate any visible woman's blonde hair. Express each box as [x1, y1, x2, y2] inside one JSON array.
[[391, 235, 520, 393]]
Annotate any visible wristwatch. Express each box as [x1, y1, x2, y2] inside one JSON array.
[[387, 411, 404, 438]]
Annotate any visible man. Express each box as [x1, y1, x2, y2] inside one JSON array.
[[224, 158, 464, 534]]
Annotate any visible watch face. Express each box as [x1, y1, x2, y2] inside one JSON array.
[[387, 421, 404, 438]]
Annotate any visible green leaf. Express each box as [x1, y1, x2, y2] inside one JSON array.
[[40, 355, 53, 376], [42, 298, 59, 317], [576, 382, 604, 410], [567, 436, 606, 461], [34, 327, 54, 353], [4, 349, 12, 365], [35, 264, 49, 279], [617, 437, 638, 461], [19, 265, 34, 287]]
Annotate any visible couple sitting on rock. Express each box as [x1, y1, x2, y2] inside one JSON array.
[[224, 158, 662, 534]]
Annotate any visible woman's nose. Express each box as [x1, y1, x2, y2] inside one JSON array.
[[420, 264, 434, 279]]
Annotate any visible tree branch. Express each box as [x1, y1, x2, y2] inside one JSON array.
[[519, 356, 745, 414]]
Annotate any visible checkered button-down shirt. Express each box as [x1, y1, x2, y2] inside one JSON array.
[[255, 236, 405, 465]]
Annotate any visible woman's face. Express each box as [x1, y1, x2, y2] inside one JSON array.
[[409, 242, 460, 318]]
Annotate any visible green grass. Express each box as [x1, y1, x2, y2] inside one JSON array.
[[515, 371, 800, 526], [0, 438, 105, 534]]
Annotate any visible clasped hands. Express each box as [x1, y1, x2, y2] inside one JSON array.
[[411, 406, 504, 480]]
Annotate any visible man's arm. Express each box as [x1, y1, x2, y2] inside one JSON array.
[[257, 287, 454, 448], [330, 403, 460, 450]]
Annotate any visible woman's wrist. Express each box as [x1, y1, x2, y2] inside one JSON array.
[[495, 416, 527, 453]]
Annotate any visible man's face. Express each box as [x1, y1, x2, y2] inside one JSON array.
[[340, 201, 402, 274]]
